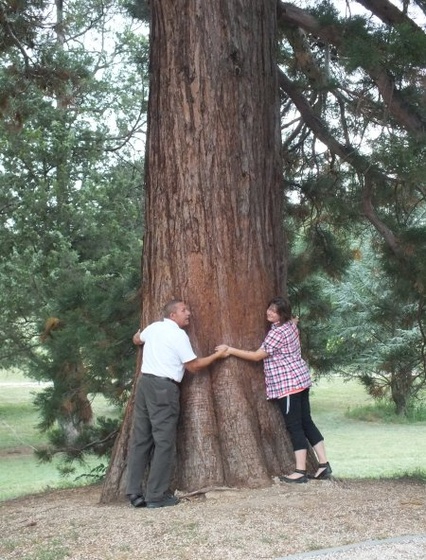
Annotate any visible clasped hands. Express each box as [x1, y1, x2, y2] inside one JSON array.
[[215, 344, 231, 357]]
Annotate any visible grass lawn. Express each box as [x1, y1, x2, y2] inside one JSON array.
[[310, 376, 425, 478], [0, 369, 425, 501], [0, 368, 115, 501]]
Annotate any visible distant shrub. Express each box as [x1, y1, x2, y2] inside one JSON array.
[[345, 400, 426, 423]]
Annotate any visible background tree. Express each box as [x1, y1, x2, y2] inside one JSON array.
[[320, 239, 426, 416], [0, 0, 149, 465]]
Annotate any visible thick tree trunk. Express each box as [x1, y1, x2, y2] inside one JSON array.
[[101, 0, 298, 503], [100, 350, 142, 502], [390, 368, 413, 416]]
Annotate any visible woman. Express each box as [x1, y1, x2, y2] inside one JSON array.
[[217, 296, 331, 483]]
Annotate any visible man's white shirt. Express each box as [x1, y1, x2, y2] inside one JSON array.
[[140, 318, 197, 382]]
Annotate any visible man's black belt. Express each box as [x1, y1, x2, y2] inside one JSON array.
[[142, 373, 180, 386]]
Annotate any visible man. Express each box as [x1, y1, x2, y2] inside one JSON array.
[[126, 298, 227, 508]]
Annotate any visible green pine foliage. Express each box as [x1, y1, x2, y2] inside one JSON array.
[[320, 242, 425, 415], [0, 1, 148, 464]]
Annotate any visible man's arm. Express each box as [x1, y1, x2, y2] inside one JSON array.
[[215, 344, 268, 362], [184, 348, 227, 374]]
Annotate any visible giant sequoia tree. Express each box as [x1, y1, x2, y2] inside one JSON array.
[[101, 0, 425, 500], [101, 0, 296, 501]]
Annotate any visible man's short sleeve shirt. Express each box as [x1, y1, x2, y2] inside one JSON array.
[[140, 318, 197, 382]]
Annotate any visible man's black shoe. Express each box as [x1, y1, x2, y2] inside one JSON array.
[[128, 494, 146, 508], [146, 494, 180, 509]]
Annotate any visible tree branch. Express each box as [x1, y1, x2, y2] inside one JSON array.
[[278, 67, 404, 258], [0, 2, 31, 67], [355, 0, 424, 32], [413, 0, 426, 17], [361, 175, 401, 254], [277, 1, 426, 138]]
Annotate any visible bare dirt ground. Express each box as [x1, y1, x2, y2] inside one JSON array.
[[1, 477, 425, 560]]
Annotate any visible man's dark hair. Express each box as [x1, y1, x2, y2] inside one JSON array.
[[162, 299, 184, 318]]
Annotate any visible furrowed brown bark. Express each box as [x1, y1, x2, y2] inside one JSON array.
[[101, 0, 296, 502]]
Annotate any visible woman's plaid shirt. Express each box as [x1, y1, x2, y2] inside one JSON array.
[[260, 321, 311, 400]]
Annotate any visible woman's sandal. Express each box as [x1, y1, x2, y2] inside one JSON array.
[[309, 462, 332, 480], [279, 468, 308, 484]]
